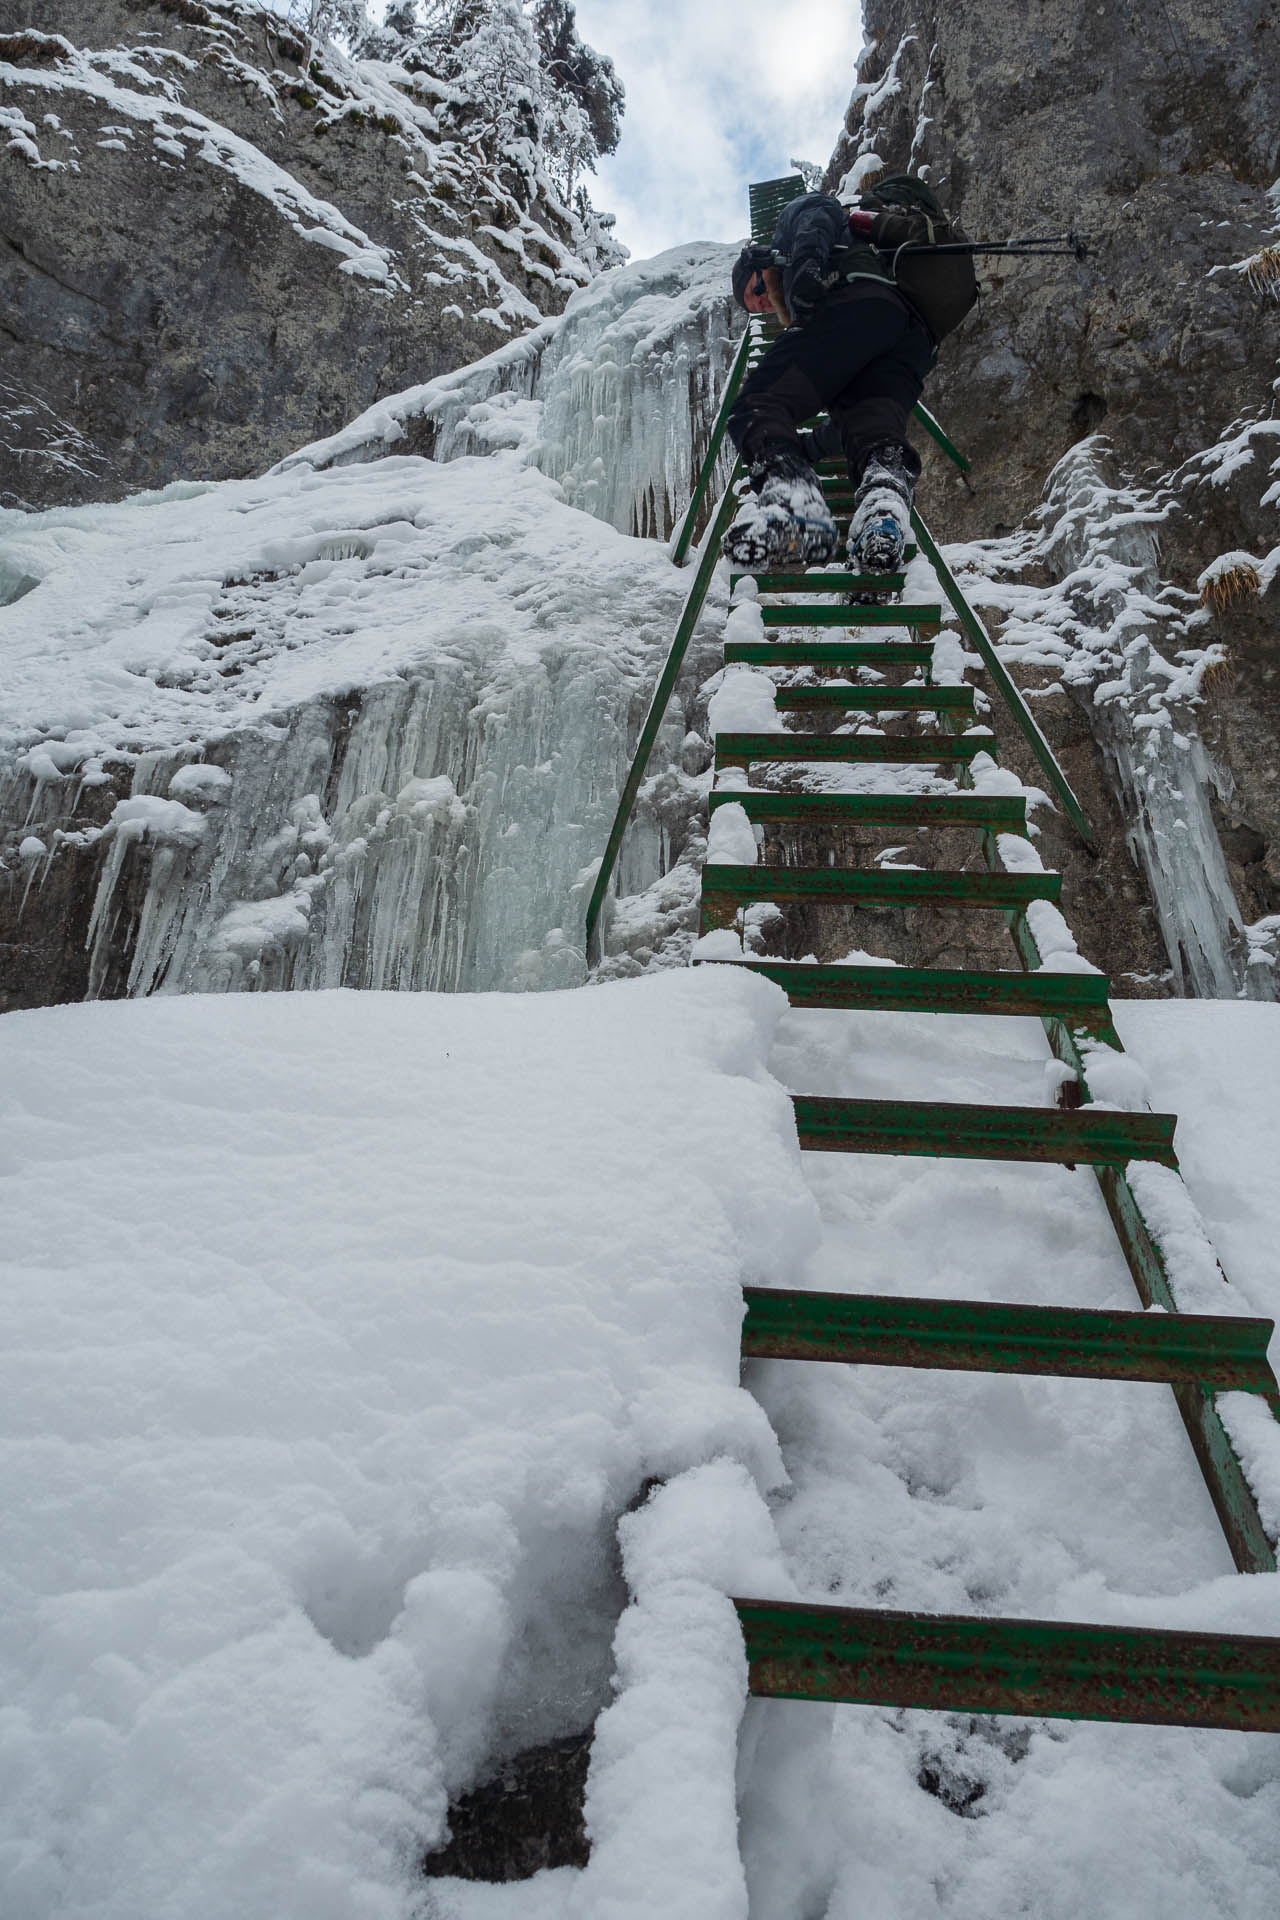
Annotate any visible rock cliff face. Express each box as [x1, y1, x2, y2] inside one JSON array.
[[0, 0, 620, 508], [828, 0, 1280, 998]]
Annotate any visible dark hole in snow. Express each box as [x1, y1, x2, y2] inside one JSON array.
[[423, 1729, 592, 1881], [917, 1755, 988, 1817]]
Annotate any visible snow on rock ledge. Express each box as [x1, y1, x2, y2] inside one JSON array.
[[278, 242, 741, 544]]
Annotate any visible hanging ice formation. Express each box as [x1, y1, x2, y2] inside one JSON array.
[[0, 245, 739, 1001], [1037, 442, 1274, 1001]]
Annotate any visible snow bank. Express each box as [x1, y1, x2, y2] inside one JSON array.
[[0, 966, 817, 1920]]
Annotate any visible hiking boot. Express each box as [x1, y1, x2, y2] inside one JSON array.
[[846, 440, 917, 577], [722, 448, 838, 570]]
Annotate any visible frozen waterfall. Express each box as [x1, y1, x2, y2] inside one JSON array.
[[0, 246, 740, 1003]]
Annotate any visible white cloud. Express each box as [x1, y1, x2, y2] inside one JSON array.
[[571, 0, 867, 260]]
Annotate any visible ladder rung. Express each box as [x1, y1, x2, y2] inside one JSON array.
[[731, 571, 905, 594], [761, 604, 941, 629], [702, 866, 1060, 909], [715, 732, 990, 765], [723, 641, 933, 668], [706, 793, 1025, 830], [699, 958, 1109, 1022], [775, 686, 973, 713], [734, 1598, 1280, 1730], [740, 1288, 1278, 1393], [791, 1096, 1177, 1166]]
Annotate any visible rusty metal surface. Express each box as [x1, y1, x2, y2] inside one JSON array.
[[713, 732, 987, 764], [706, 793, 1024, 828], [700, 960, 1110, 1023], [731, 570, 907, 594], [734, 1598, 1280, 1730], [760, 603, 942, 628], [775, 686, 974, 712], [740, 1287, 1278, 1393], [722, 640, 933, 668], [700, 866, 1059, 908], [792, 1095, 1179, 1167]]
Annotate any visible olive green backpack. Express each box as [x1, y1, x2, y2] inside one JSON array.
[[836, 173, 979, 342]]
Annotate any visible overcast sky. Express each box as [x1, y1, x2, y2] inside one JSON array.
[[570, 1, 866, 260]]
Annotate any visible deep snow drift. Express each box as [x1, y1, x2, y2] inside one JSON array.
[[3, 975, 1280, 1920], [0, 968, 810, 1920]]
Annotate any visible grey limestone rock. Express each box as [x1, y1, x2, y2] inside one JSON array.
[[0, 0, 620, 507], [827, 0, 1280, 996]]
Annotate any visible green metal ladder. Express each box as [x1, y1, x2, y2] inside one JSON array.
[[585, 178, 1280, 1733]]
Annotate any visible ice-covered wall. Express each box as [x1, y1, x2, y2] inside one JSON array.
[[948, 436, 1278, 1001], [1037, 445, 1270, 1000], [0, 248, 739, 1008], [280, 243, 741, 544]]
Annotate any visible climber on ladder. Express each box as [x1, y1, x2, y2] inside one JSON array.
[[723, 177, 975, 577]]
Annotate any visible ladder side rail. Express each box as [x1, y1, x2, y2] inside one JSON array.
[[918, 678, 1280, 1571], [670, 325, 755, 566], [912, 402, 971, 474], [912, 510, 1097, 848], [584, 471, 742, 966], [978, 828, 1279, 1572]]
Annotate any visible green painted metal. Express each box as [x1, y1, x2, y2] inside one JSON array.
[[759, 603, 941, 629], [734, 1598, 1280, 1730], [723, 640, 933, 668], [706, 793, 1025, 829], [749, 174, 805, 242], [988, 835, 1279, 1572], [714, 731, 991, 766], [775, 685, 974, 713], [584, 470, 742, 964], [913, 401, 972, 475], [911, 512, 1097, 848], [732, 570, 907, 594], [1095, 1164, 1279, 1573], [791, 1096, 1179, 1167], [700, 866, 1059, 910], [740, 1288, 1279, 1394], [671, 326, 755, 567], [698, 960, 1114, 1026]]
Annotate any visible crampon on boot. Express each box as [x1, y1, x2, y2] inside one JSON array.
[[846, 441, 916, 591], [722, 448, 838, 570]]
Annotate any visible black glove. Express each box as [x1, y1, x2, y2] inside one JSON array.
[[786, 263, 829, 326]]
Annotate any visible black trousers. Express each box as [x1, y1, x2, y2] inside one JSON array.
[[727, 285, 935, 483]]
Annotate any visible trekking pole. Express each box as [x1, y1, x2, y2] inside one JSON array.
[[889, 233, 1092, 262]]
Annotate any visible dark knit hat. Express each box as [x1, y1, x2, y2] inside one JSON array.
[[731, 245, 756, 309]]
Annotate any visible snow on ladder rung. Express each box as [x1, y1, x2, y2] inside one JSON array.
[[695, 958, 1113, 1026]]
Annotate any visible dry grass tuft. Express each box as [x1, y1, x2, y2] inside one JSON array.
[[1200, 562, 1262, 612], [1245, 247, 1280, 296], [1198, 653, 1237, 700]]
